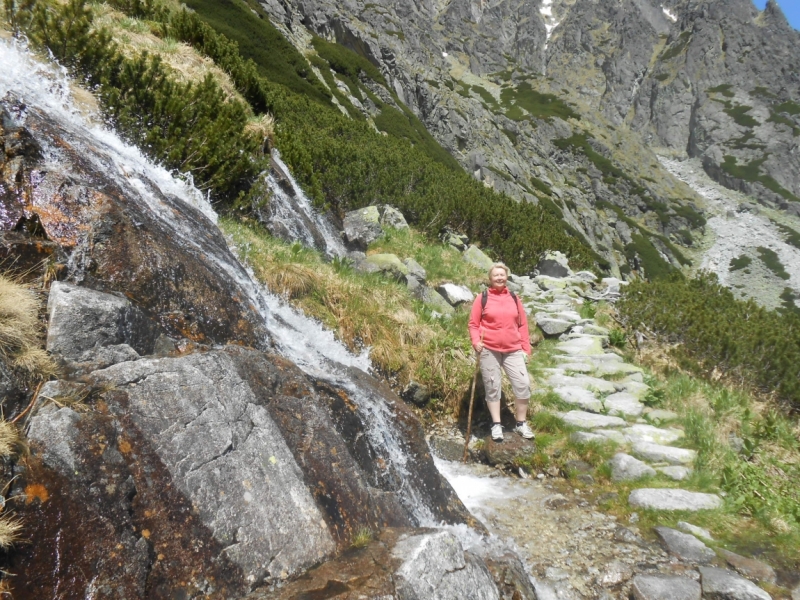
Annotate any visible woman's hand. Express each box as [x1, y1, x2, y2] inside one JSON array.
[[473, 342, 483, 353]]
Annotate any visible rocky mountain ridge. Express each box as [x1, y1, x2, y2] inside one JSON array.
[[258, 0, 799, 286]]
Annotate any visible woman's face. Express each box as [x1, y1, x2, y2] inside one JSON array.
[[489, 267, 507, 289]]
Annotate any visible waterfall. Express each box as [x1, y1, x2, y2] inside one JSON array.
[[0, 37, 444, 527]]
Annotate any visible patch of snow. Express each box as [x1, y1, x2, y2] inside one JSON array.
[[540, 0, 561, 50], [661, 6, 677, 22]]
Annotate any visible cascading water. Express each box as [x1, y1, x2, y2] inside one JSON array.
[[0, 37, 441, 527], [258, 152, 348, 259]]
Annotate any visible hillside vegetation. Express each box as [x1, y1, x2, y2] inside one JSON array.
[[3, 0, 595, 273]]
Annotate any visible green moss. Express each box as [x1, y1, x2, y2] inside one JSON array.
[[655, 73, 670, 82], [386, 29, 405, 40], [724, 104, 759, 128], [751, 86, 777, 100], [472, 84, 499, 110], [672, 203, 707, 228], [756, 247, 790, 280], [530, 177, 553, 196], [707, 84, 735, 98], [502, 128, 518, 145], [729, 255, 752, 271], [624, 233, 675, 280], [773, 100, 800, 116], [773, 221, 800, 250], [661, 31, 691, 61], [722, 156, 800, 203], [311, 36, 386, 89], [500, 81, 579, 122], [372, 105, 461, 170], [779, 288, 800, 316]]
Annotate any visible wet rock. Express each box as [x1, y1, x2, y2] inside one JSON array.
[[532, 577, 560, 600], [654, 527, 716, 564], [544, 494, 569, 510], [633, 442, 697, 465], [392, 530, 500, 599], [631, 574, 701, 600], [629, 489, 723, 511], [402, 380, 431, 407], [484, 551, 537, 600], [343, 206, 383, 249], [463, 244, 494, 272], [718, 549, 777, 585], [429, 434, 466, 462], [699, 567, 772, 600], [483, 434, 536, 468], [46, 281, 161, 362], [609, 453, 656, 482]]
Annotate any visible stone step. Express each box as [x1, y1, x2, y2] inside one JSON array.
[[546, 373, 617, 393], [559, 410, 626, 429], [699, 567, 771, 600], [631, 574, 701, 600], [655, 527, 716, 564], [553, 386, 603, 412], [604, 392, 645, 417], [628, 488, 722, 511], [657, 465, 692, 481], [621, 424, 684, 445], [555, 337, 605, 356], [609, 453, 656, 482], [633, 442, 696, 465]]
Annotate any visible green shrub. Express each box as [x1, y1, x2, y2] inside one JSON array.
[[500, 82, 578, 122], [729, 255, 752, 271], [707, 84, 735, 98], [617, 272, 800, 409], [661, 31, 691, 61], [756, 247, 790, 280], [721, 156, 800, 203]]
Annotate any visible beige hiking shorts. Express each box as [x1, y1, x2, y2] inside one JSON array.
[[480, 348, 531, 403]]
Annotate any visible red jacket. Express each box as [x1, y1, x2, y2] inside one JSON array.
[[468, 287, 531, 354]]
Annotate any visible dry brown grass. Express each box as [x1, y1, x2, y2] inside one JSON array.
[[0, 274, 56, 383], [0, 421, 23, 459], [0, 516, 23, 550]]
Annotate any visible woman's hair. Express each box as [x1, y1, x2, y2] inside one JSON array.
[[488, 262, 510, 279]]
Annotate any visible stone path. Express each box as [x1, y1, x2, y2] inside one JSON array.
[[431, 253, 795, 599]]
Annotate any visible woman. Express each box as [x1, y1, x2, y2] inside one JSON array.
[[468, 262, 534, 442]]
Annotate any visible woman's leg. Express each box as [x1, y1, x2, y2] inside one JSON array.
[[515, 398, 529, 422], [503, 351, 532, 422], [480, 349, 503, 422]]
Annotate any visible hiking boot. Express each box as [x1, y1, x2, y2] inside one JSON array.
[[491, 423, 504, 442], [514, 422, 535, 440]]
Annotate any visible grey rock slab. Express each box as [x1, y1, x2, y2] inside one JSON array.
[[462, 244, 494, 272], [547, 374, 617, 393], [28, 404, 83, 474], [47, 281, 160, 360], [570, 431, 606, 444], [553, 386, 603, 412], [553, 310, 582, 323], [436, 283, 475, 306], [343, 206, 382, 250], [91, 352, 336, 583], [392, 531, 500, 600], [609, 453, 657, 482], [593, 429, 629, 444], [717, 549, 777, 585], [629, 489, 723, 511], [655, 527, 716, 564], [419, 285, 455, 315], [595, 362, 644, 377], [633, 442, 696, 465], [402, 258, 427, 282], [538, 318, 574, 336], [559, 410, 626, 429], [699, 567, 772, 600], [631, 574, 701, 600], [359, 253, 409, 283], [378, 204, 408, 229], [677, 522, 714, 541], [583, 324, 610, 336], [619, 381, 651, 399], [604, 392, 645, 417], [559, 362, 596, 374], [599, 560, 634, 586], [536, 251, 573, 278], [658, 466, 693, 481], [622, 424, 685, 445]]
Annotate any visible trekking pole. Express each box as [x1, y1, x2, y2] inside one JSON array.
[[462, 334, 483, 463]]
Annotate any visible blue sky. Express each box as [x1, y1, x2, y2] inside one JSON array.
[[752, 0, 800, 30]]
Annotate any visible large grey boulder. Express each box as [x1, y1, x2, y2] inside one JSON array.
[[343, 206, 383, 250], [393, 531, 501, 600], [46, 281, 161, 361], [463, 244, 494, 272], [379, 204, 409, 229], [538, 318, 574, 336], [608, 453, 656, 482], [418, 285, 456, 315], [436, 283, 475, 306], [359, 253, 409, 283], [699, 567, 772, 600], [536, 251, 573, 278], [631, 574, 701, 600], [654, 527, 716, 564], [629, 489, 723, 511]]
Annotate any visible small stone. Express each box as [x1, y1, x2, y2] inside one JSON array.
[[435, 283, 474, 306], [614, 526, 644, 545], [545, 494, 569, 509], [717, 549, 777, 585], [677, 522, 714, 541], [545, 566, 570, 581], [628, 489, 723, 511], [538, 318, 574, 335], [654, 527, 716, 564], [600, 560, 633, 586], [609, 453, 657, 482], [699, 567, 772, 600], [631, 574, 701, 600]]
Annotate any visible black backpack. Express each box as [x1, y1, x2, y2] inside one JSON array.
[[481, 289, 521, 324]]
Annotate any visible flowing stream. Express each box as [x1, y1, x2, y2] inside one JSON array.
[[0, 36, 455, 529]]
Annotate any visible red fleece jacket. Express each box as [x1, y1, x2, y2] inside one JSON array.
[[468, 287, 531, 354]]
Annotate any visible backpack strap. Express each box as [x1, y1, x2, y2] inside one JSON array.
[[481, 289, 520, 324]]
